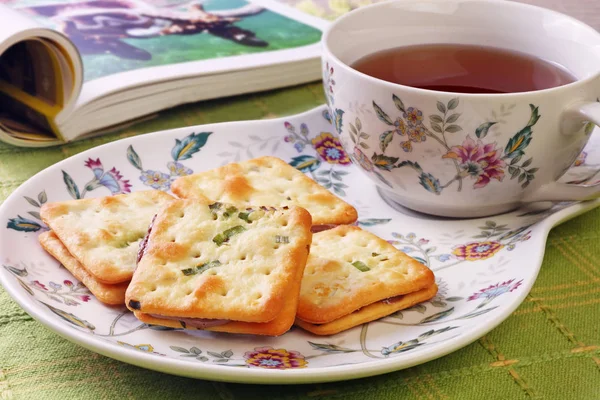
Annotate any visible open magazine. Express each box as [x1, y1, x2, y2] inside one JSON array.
[[0, 0, 326, 147]]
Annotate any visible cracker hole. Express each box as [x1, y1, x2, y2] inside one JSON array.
[[281, 221, 288, 227], [180, 212, 185, 218], [194, 252, 201, 258], [186, 290, 193, 295], [240, 255, 247, 261], [264, 269, 272, 276], [273, 244, 280, 250], [255, 293, 262, 300], [221, 290, 229, 297]]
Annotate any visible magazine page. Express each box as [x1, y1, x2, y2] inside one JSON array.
[[6, 0, 327, 117], [0, 3, 83, 145]]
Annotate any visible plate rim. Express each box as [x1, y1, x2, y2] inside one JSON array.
[[1, 105, 599, 384]]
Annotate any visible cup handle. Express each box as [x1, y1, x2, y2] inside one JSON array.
[[522, 101, 600, 203]]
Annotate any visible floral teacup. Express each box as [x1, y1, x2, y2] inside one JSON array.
[[322, 0, 600, 217]]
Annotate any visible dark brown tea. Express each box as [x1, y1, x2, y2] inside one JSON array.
[[352, 44, 576, 94]]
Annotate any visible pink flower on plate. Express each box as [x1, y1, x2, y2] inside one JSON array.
[[468, 279, 523, 301], [84, 158, 132, 194], [84, 158, 103, 171], [443, 136, 506, 189], [31, 280, 47, 291]]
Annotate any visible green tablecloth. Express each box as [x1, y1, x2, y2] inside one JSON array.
[[1, 81, 599, 399]]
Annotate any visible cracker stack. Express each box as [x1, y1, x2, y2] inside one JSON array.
[[39, 191, 174, 305], [35, 156, 438, 337], [294, 226, 437, 335], [125, 199, 312, 336]]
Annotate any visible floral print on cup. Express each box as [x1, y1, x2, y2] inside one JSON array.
[[346, 95, 541, 194]]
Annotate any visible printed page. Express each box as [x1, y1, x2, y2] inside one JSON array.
[[5, 0, 327, 115]]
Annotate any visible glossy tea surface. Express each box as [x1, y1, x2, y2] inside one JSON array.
[[352, 44, 576, 93]]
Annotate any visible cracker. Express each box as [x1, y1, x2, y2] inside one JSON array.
[[297, 225, 435, 324], [40, 191, 174, 284], [295, 284, 438, 335], [125, 198, 312, 324], [171, 156, 357, 226], [39, 231, 129, 305], [133, 265, 304, 336]]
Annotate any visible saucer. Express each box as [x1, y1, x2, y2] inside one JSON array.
[[1, 105, 598, 384]]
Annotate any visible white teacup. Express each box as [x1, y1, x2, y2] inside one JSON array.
[[322, 0, 600, 217]]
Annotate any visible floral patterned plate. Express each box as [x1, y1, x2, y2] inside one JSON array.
[[1, 105, 599, 384]]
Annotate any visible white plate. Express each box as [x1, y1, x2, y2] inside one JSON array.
[[1, 105, 599, 384]]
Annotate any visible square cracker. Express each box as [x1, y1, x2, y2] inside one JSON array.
[[297, 225, 435, 324], [295, 284, 438, 335], [170, 156, 357, 226], [133, 264, 305, 336], [40, 191, 174, 284], [39, 231, 129, 305], [125, 198, 312, 323]]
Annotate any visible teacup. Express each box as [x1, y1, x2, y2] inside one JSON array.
[[322, 0, 600, 217]]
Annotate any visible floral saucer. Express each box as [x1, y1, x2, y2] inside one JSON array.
[[1, 105, 599, 384]]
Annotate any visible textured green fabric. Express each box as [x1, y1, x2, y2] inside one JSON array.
[[1, 81, 599, 400], [2, 1, 600, 396]]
